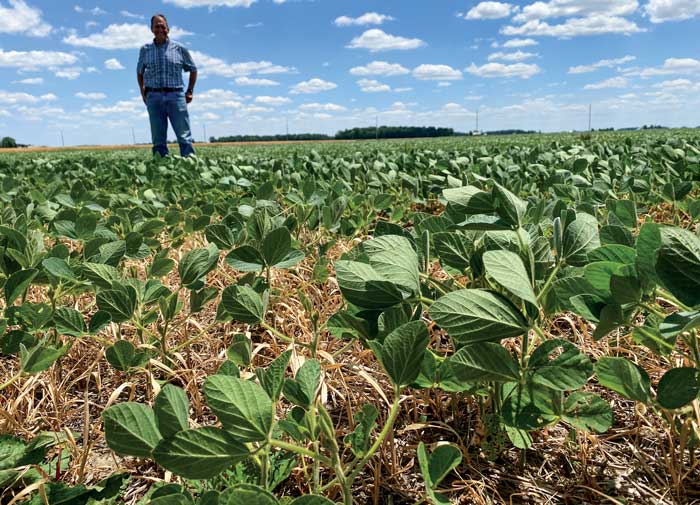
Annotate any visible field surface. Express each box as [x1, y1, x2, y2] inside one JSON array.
[[1, 132, 700, 505]]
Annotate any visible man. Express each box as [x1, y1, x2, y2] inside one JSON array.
[[137, 14, 197, 157]]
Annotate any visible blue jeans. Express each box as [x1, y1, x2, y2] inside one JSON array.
[[145, 90, 195, 157]]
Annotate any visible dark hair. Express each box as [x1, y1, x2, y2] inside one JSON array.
[[151, 14, 168, 29]]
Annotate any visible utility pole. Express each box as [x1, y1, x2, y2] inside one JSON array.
[[476, 108, 479, 132], [131, 127, 136, 145], [375, 115, 379, 141], [60, 130, 65, 147], [286, 117, 289, 141], [202, 124, 207, 143], [588, 104, 592, 132]]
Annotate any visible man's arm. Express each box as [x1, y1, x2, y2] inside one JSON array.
[[137, 73, 146, 104], [186, 71, 197, 104]]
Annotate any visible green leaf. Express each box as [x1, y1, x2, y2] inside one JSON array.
[[102, 402, 162, 458], [150, 485, 194, 505], [20, 342, 71, 374], [482, 250, 537, 308], [42, 258, 78, 283], [154, 384, 190, 439], [492, 183, 527, 227], [501, 382, 558, 430], [89, 310, 112, 334], [594, 357, 650, 403], [217, 285, 265, 325], [379, 321, 429, 387], [429, 289, 528, 343], [261, 227, 293, 268], [204, 376, 273, 442], [5, 269, 38, 306], [659, 310, 700, 340], [53, 307, 86, 337], [529, 339, 592, 391], [655, 226, 700, 306], [225, 246, 265, 272], [656, 367, 700, 409], [179, 245, 219, 287], [96, 286, 137, 324], [344, 404, 378, 458], [335, 260, 404, 309], [562, 392, 613, 433], [257, 350, 291, 402], [105, 340, 138, 372], [149, 257, 175, 278], [219, 484, 279, 505], [289, 496, 336, 505], [417, 442, 462, 490], [81, 262, 121, 289], [205, 223, 237, 250], [363, 235, 420, 295], [152, 427, 248, 480], [227, 333, 252, 367], [446, 342, 519, 383], [562, 213, 600, 266], [283, 359, 321, 409], [434, 231, 473, 272]]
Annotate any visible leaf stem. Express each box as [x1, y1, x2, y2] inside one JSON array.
[[0, 371, 22, 391], [536, 262, 562, 303], [268, 438, 333, 467]]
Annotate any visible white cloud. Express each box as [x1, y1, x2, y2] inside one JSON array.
[[513, 0, 639, 23], [298, 102, 347, 112], [55, 68, 82, 80], [488, 50, 538, 61], [465, 2, 515, 19], [437, 82, 452, 87], [466, 62, 541, 79], [244, 22, 263, 28], [568, 55, 635, 73], [357, 78, 391, 92], [645, 0, 700, 22], [349, 60, 409, 76], [191, 88, 244, 110], [502, 15, 644, 37], [163, 0, 256, 7], [120, 10, 144, 19], [584, 76, 629, 89], [105, 58, 125, 70], [652, 78, 694, 89], [254, 95, 292, 105], [63, 23, 192, 49], [235, 76, 279, 86], [0, 90, 57, 104], [290, 78, 337, 94], [191, 51, 294, 77], [347, 29, 426, 52], [465, 94, 484, 100], [0, 49, 78, 69], [629, 58, 700, 78], [90, 6, 107, 15], [80, 97, 142, 116], [0, 0, 52, 37], [75, 92, 107, 100], [502, 38, 539, 47], [334, 12, 394, 27], [12, 77, 43, 84], [412, 64, 463, 80], [394, 87, 413, 92]]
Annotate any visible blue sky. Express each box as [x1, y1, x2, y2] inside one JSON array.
[[1, 0, 700, 146]]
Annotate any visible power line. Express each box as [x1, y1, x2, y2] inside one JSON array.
[[588, 104, 592, 132]]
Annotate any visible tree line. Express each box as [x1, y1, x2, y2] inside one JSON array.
[[210, 126, 455, 143]]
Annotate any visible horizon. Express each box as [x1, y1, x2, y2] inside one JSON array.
[[1, 0, 700, 147]]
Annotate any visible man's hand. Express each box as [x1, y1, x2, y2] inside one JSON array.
[[185, 90, 193, 104], [141, 89, 147, 104]]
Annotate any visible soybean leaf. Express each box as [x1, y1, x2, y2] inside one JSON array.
[[335, 260, 404, 309], [102, 403, 162, 458], [379, 320, 429, 387], [594, 357, 650, 403], [492, 183, 527, 227], [225, 246, 265, 272], [483, 250, 537, 308], [257, 350, 292, 402], [562, 392, 613, 433], [152, 427, 248, 480], [227, 333, 252, 367], [53, 307, 87, 337], [446, 342, 519, 383], [20, 342, 71, 374], [429, 289, 528, 343], [154, 384, 190, 439], [344, 404, 378, 458], [529, 340, 592, 391], [290, 497, 335, 505], [204, 376, 273, 442], [96, 287, 137, 324], [434, 231, 472, 272], [363, 235, 420, 295], [655, 226, 700, 307], [42, 258, 78, 283], [656, 367, 700, 409], [217, 285, 265, 325], [5, 269, 38, 306], [219, 484, 279, 505], [417, 442, 462, 490], [283, 359, 321, 409], [562, 213, 600, 266], [261, 227, 293, 268], [105, 340, 137, 372]]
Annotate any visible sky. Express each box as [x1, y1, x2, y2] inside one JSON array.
[[1, 0, 700, 146]]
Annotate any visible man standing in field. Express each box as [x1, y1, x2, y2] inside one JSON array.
[[137, 14, 197, 157]]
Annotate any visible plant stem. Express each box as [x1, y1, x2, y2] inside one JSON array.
[[0, 371, 22, 391], [417, 296, 434, 306], [260, 321, 295, 345], [536, 261, 562, 303], [268, 439, 333, 467]]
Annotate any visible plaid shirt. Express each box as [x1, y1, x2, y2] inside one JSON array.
[[137, 39, 197, 89]]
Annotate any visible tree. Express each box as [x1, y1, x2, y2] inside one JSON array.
[[1, 136, 17, 148]]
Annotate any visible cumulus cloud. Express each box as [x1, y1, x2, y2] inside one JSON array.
[[290, 78, 337, 94], [334, 12, 394, 27], [75, 92, 107, 100], [488, 50, 538, 61], [412, 64, 463, 80], [568, 55, 635, 74], [0, 0, 52, 37], [235, 76, 280, 86], [349, 60, 409, 76], [191, 51, 294, 77], [512, 0, 639, 23], [629, 57, 700, 78], [502, 38, 539, 47], [464, 2, 516, 19], [502, 15, 644, 37], [12, 77, 43, 84], [162, 0, 256, 7], [120, 10, 144, 19], [0, 90, 57, 104], [466, 62, 541, 79], [63, 23, 193, 49], [254, 95, 292, 106], [347, 29, 426, 52], [357, 78, 392, 92], [298, 102, 347, 112], [0, 49, 78, 69], [584, 76, 629, 89], [645, 0, 700, 22], [105, 58, 125, 70]]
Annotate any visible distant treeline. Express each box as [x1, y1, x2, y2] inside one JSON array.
[[335, 126, 454, 139], [210, 133, 331, 143], [481, 129, 538, 136]]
